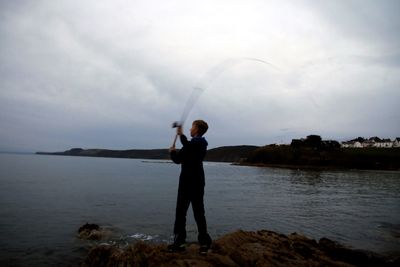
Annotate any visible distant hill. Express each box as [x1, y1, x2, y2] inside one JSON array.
[[36, 140, 400, 170], [206, 145, 259, 162], [37, 148, 170, 160], [36, 145, 260, 163], [244, 144, 400, 170]]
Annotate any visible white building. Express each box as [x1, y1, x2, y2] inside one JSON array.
[[341, 141, 362, 148], [341, 138, 399, 148], [394, 138, 400, 148], [374, 139, 393, 148]]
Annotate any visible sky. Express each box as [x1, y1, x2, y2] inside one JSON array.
[[1, 0, 399, 152]]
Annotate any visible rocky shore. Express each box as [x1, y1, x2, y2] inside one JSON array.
[[80, 226, 398, 267]]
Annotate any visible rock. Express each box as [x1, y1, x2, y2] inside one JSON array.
[[79, 223, 100, 233], [78, 223, 111, 240], [81, 229, 397, 267], [318, 237, 396, 267]]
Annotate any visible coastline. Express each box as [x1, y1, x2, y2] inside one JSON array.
[[36, 146, 400, 171], [233, 162, 400, 171], [81, 228, 399, 267]]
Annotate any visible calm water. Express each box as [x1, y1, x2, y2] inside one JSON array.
[[0, 153, 399, 266]]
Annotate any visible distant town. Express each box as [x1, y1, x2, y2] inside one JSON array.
[[340, 137, 400, 148], [291, 135, 400, 149]]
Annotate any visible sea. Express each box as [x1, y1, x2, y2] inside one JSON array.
[[0, 153, 399, 266]]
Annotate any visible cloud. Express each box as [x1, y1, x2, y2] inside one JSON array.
[[0, 0, 399, 152], [303, 0, 400, 50]]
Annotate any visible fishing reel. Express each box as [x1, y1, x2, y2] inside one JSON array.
[[172, 121, 182, 128]]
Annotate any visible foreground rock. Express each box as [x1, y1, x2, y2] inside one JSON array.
[[82, 229, 398, 267], [78, 223, 112, 240]]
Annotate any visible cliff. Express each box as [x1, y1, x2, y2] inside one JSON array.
[[81, 229, 397, 267]]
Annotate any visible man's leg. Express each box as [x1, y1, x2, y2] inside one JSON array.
[[191, 187, 212, 248], [173, 188, 191, 244]]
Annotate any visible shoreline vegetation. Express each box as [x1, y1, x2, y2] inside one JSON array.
[[36, 135, 400, 171]]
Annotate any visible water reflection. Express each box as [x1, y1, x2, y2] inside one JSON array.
[[289, 169, 322, 186], [237, 165, 400, 254]]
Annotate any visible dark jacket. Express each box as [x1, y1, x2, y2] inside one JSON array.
[[170, 134, 208, 188]]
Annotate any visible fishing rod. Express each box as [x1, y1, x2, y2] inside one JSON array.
[[170, 86, 204, 148], [170, 57, 280, 148]]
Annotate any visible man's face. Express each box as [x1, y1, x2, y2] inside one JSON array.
[[190, 124, 198, 137]]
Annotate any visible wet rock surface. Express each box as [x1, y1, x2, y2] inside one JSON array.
[[78, 223, 112, 240], [81, 229, 399, 267]]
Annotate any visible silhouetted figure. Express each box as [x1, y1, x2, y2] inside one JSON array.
[[168, 120, 212, 255]]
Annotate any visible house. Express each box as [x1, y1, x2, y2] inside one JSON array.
[[375, 139, 393, 148], [341, 141, 362, 148], [394, 138, 400, 148], [341, 137, 399, 148], [362, 139, 376, 148]]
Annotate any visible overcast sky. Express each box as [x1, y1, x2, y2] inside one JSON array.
[[1, 0, 399, 152]]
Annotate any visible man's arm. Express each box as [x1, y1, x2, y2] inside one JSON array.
[[170, 126, 184, 164], [170, 149, 182, 164], [180, 134, 189, 146]]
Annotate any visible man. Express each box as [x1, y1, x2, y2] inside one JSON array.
[[168, 120, 212, 255]]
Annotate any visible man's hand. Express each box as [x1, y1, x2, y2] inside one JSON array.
[[169, 146, 176, 152], [177, 126, 183, 136]]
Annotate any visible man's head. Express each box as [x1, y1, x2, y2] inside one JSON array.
[[190, 120, 208, 137]]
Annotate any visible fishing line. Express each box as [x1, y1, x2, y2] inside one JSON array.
[[195, 57, 280, 95], [172, 57, 280, 128]]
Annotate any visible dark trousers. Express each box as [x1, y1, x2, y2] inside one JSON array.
[[173, 185, 210, 245]]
